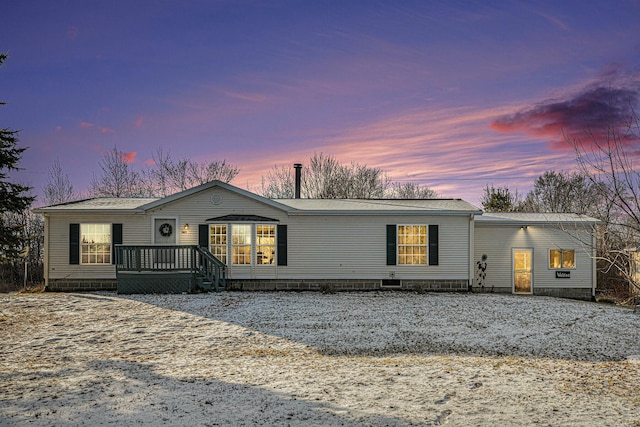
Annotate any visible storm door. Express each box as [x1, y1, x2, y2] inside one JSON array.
[[154, 218, 177, 267], [513, 248, 533, 294]]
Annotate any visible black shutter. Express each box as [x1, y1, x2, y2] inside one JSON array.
[[198, 224, 209, 248], [429, 224, 439, 266], [277, 224, 287, 266], [112, 223, 123, 265], [69, 223, 80, 265], [386, 224, 396, 265]]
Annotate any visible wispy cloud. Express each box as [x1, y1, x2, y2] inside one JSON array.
[[232, 104, 571, 203], [80, 121, 114, 134]]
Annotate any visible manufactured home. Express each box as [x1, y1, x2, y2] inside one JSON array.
[[33, 180, 599, 300]]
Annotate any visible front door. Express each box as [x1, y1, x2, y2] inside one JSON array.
[[513, 248, 533, 294], [154, 218, 177, 266]]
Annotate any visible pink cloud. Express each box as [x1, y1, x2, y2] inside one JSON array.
[[135, 117, 144, 128], [491, 80, 640, 150], [121, 151, 137, 163]]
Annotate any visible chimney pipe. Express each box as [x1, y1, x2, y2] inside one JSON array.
[[293, 163, 302, 199]]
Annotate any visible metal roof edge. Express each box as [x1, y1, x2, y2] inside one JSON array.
[[287, 209, 482, 216]]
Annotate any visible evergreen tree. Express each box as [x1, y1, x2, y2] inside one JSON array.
[[0, 53, 35, 261]]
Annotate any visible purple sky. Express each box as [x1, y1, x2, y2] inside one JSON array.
[[2, 0, 639, 206]]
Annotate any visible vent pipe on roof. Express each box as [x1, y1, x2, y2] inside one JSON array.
[[293, 163, 302, 199]]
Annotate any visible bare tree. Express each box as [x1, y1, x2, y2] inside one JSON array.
[[261, 164, 295, 198], [388, 182, 438, 199], [42, 158, 77, 205], [89, 147, 149, 197], [146, 148, 239, 197], [186, 159, 239, 187], [520, 170, 607, 216], [570, 103, 640, 300], [261, 153, 390, 199]]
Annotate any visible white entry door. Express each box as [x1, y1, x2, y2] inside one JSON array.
[[513, 248, 533, 294]]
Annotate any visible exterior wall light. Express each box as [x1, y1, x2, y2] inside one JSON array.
[[521, 225, 528, 230], [184, 223, 189, 231]]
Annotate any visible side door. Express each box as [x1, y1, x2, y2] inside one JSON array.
[[513, 248, 533, 294]]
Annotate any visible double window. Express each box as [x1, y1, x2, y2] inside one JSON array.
[[209, 224, 276, 266], [549, 249, 575, 269], [81, 224, 111, 264]]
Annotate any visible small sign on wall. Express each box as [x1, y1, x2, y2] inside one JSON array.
[[556, 271, 571, 279]]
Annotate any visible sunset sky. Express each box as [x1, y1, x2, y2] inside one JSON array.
[[2, 0, 639, 206]]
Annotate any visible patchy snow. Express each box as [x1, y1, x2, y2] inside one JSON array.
[[1, 291, 640, 426]]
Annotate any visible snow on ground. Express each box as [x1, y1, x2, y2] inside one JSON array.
[[1, 291, 640, 426]]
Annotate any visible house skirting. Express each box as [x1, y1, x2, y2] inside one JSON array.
[[533, 287, 593, 301], [47, 279, 117, 292], [471, 285, 593, 301], [228, 279, 469, 292]]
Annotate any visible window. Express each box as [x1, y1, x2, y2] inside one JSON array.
[[209, 225, 227, 264], [256, 225, 276, 264], [549, 249, 575, 269], [397, 225, 427, 265], [81, 224, 111, 264], [232, 224, 252, 265]]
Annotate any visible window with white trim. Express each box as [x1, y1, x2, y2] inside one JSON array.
[[398, 225, 427, 265], [209, 225, 227, 264], [549, 249, 575, 269], [232, 224, 252, 265], [256, 225, 276, 264], [81, 224, 111, 264]]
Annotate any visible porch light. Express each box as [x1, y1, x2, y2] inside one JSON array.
[[521, 225, 528, 230], [184, 224, 189, 231]]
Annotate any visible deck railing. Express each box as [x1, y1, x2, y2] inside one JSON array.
[[115, 245, 226, 292]]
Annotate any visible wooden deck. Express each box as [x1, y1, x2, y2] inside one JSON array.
[[115, 245, 226, 294]]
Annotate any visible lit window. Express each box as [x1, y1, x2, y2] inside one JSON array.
[[209, 225, 227, 264], [398, 225, 427, 265], [256, 225, 276, 265], [549, 249, 575, 269], [81, 224, 111, 264], [232, 224, 252, 265]]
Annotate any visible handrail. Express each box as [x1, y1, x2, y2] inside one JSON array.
[[195, 246, 227, 291], [115, 245, 226, 291]]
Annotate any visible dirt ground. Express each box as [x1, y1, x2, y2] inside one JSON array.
[[1, 291, 640, 426]]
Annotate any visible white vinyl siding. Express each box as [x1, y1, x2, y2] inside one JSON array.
[[474, 224, 593, 291], [281, 215, 469, 281], [47, 214, 149, 280]]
